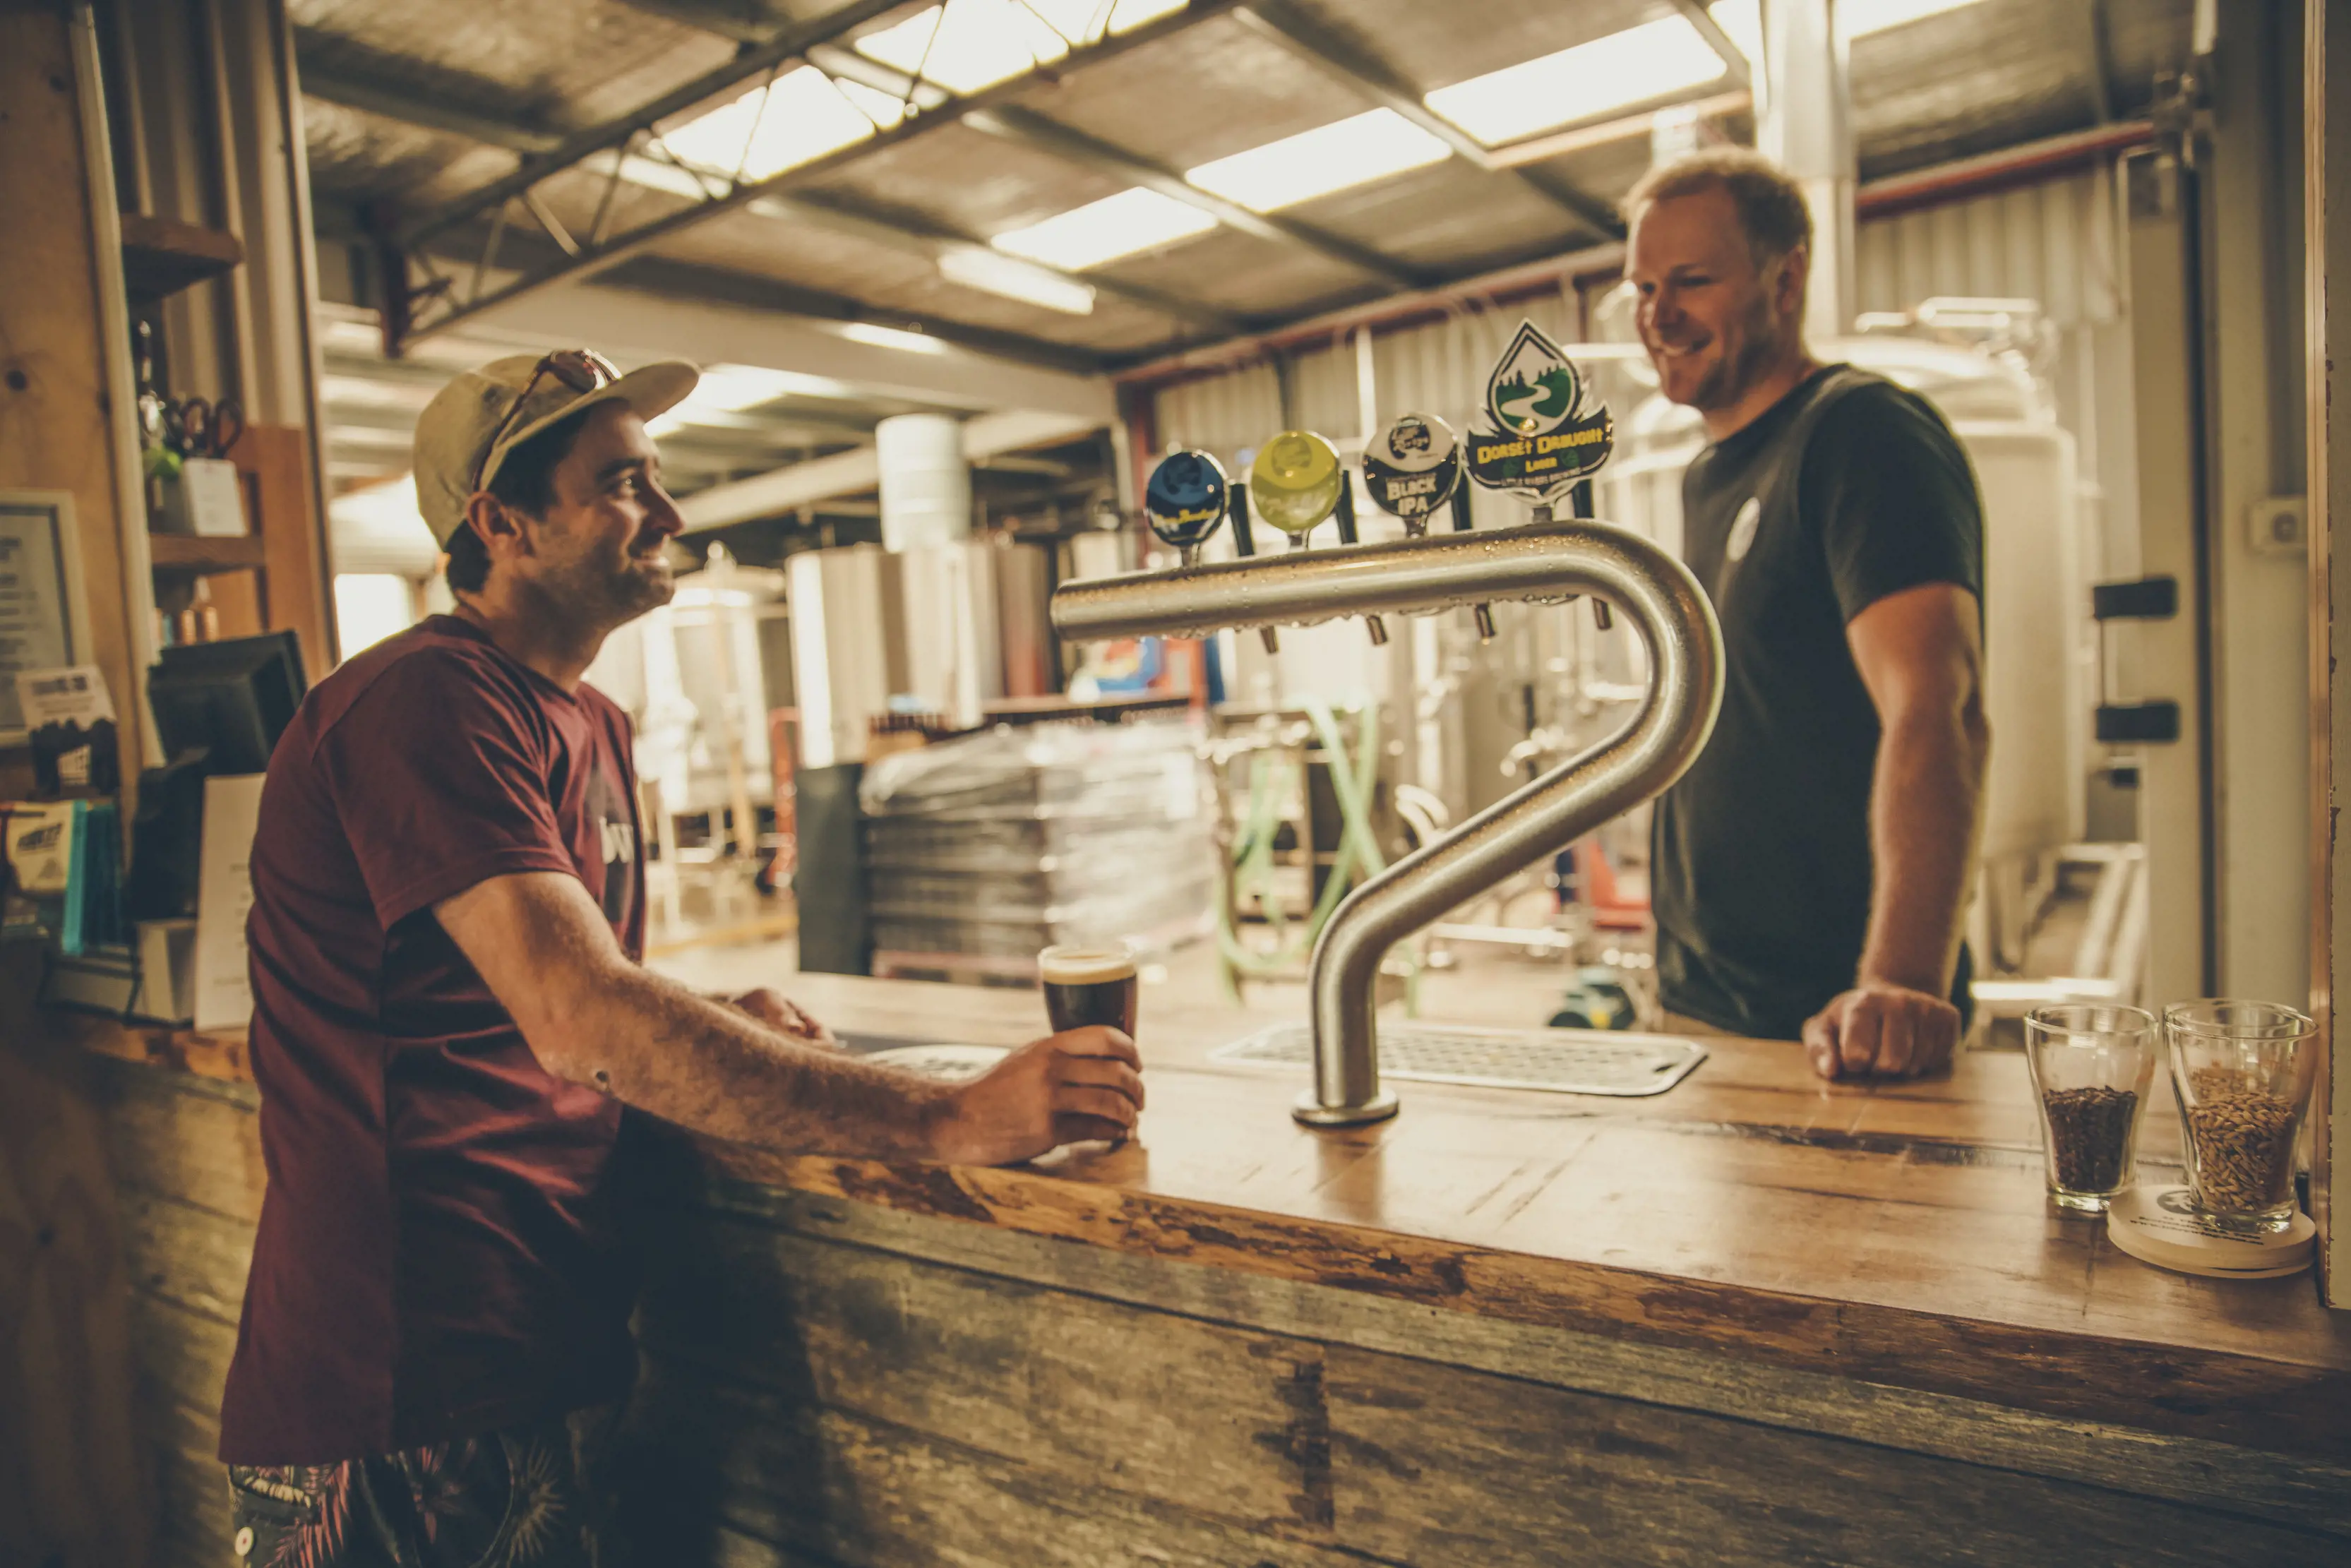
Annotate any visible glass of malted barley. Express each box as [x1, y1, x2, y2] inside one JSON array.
[[2024, 1004, 2158, 1213], [2165, 1000, 2318, 1232]]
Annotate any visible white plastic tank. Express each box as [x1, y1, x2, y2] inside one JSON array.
[[875, 413, 971, 550]]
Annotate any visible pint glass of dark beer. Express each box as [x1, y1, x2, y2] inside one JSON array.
[[1039, 942, 1139, 1039]]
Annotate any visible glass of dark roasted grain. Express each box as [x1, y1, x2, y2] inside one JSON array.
[[2165, 1000, 2317, 1233], [2025, 1004, 2158, 1214]]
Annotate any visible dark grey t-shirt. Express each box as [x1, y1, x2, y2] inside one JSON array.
[[1651, 365, 1985, 1039]]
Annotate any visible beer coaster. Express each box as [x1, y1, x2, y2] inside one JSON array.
[[862, 1043, 1010, 1084], [2105, 1185, 2314, 1278]]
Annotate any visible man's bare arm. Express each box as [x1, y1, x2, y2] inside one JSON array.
[[435, 871, 1141, 1161], [1802, 582, 1990, 1079]]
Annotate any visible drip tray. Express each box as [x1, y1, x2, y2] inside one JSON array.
[[1212, 1023, 1706, 1098]]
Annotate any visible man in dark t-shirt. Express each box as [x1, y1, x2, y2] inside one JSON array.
[[220, 352, 1144, 1564], [1623, 150, 1990, 1078]]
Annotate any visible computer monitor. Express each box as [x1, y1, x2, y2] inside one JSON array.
[[148, 630, 309, 775]]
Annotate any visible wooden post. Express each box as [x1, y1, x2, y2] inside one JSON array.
[[2308, 0, 2348, 1307]]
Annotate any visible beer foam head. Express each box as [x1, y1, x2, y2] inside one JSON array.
[[1038, 942, 1137, 985]]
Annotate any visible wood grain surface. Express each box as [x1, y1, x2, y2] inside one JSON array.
[[53, 961, 2351, 1478], [635, 964, 2351, 1462]]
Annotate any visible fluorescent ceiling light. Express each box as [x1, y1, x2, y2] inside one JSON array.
[[937, 244, 1098, 314], [654, 66, 878, 186], [1186, 109, 1449, 211], [991, 187, 1219, 270], [841, 322, 948, 354], [650, 363, 859, 435], [1424, 17, 1729, 145]]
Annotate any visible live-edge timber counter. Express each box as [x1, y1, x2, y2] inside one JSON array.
[[39, 966, 2351, 1567]]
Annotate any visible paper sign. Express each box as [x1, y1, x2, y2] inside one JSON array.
[[193, 773, 265, 1031], [16, 665, 114, 726], [181, 457, 249, 538]]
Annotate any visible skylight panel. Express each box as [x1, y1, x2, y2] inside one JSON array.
[[834, 76, 910, 131], [936, 244, 1099, 314], [1185, 109, 1450, 212], [1707, 1, 1764, 67], [1423, 17, 1729, 146], [605, 150, 716, 200], [991, 188, 1219, 271], [657, 66, 879, 183], [1841, 0, 1981, 36], [855, 0, 1072, 95], [1108, 0, 1188, 32], [1706, 0, 1983, 68]]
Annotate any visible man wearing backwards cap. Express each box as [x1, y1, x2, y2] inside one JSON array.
[[218, 352, 1143, 1564]]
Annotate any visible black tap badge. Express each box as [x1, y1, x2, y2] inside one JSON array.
[[1466, 319, 1613, 502], [1362, 412, 1463, 525]]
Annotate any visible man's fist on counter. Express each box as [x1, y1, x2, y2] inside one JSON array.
[[1802, 981, 1961, 1080]]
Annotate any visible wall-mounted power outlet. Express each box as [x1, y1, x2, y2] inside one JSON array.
[[2247, 496, 2307, 556]]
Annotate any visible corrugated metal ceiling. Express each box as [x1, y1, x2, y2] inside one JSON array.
[[291, 0, 2198, 529], [297, 0, 2196, 373]]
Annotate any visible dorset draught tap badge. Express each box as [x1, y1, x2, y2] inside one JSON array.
[[1466, 319, 1614, 502]]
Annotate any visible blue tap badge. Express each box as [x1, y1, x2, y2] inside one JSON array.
[[1466, 319, 1613, 502], [1362, 412, 1464, 531], [1144, 448, 1230, 556]]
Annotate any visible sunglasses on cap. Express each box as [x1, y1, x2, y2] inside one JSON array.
[[470, 349, 623, 495]]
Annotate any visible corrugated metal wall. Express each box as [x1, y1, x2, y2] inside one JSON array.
[[1855, 166, 2124, 330], [1149, 294, 1577, 453]]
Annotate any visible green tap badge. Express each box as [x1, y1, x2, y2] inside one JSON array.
[[1466, 320, 1613, 503], [1249, 430, 1344, 539]]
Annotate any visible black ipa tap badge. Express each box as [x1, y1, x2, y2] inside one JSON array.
[[1362, 412, 1464, 531], [1466, 320, 1614, 503]]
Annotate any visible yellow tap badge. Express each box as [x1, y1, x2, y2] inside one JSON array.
[[1249, 430, 1343, 537]]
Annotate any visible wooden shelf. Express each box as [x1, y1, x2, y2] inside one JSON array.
[[148, 532, 265, 575], [119, 213, 242, 304]]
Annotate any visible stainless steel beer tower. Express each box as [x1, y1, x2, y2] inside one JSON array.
[[1051, 518, 1725, 1127]]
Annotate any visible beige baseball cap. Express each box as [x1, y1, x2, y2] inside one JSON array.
[[412, 350, 699, 547]]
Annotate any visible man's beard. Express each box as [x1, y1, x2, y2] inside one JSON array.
[[534, 539, 676, 632], [1665, 292, 1786, 412]]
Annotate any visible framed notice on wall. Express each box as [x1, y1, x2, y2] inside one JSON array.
[[0, 491, 96, 748]]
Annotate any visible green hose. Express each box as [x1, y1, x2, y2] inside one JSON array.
[[1216, 698, 1416, 1010]]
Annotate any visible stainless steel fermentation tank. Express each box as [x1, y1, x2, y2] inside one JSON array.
[[1053, 520, 1724, 1126]]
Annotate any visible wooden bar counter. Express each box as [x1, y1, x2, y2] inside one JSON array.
[[38, 961, 2351, 1566]]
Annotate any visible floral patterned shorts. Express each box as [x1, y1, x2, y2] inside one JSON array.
[[225, 1407, 623, 1568]]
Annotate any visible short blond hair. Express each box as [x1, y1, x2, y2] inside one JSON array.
[[1623, 148, 1813, 268]]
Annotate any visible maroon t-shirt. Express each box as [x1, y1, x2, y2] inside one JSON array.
[[219, 615, 646, 1464]]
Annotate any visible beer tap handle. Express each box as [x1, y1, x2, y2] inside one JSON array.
[[1231, 481, 1278, 652], [1334, 476, 1387, 645], [1451, 483, 1496, 641], [1567, 481, 1612, 630], [1332, 473, 1359, 546]]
